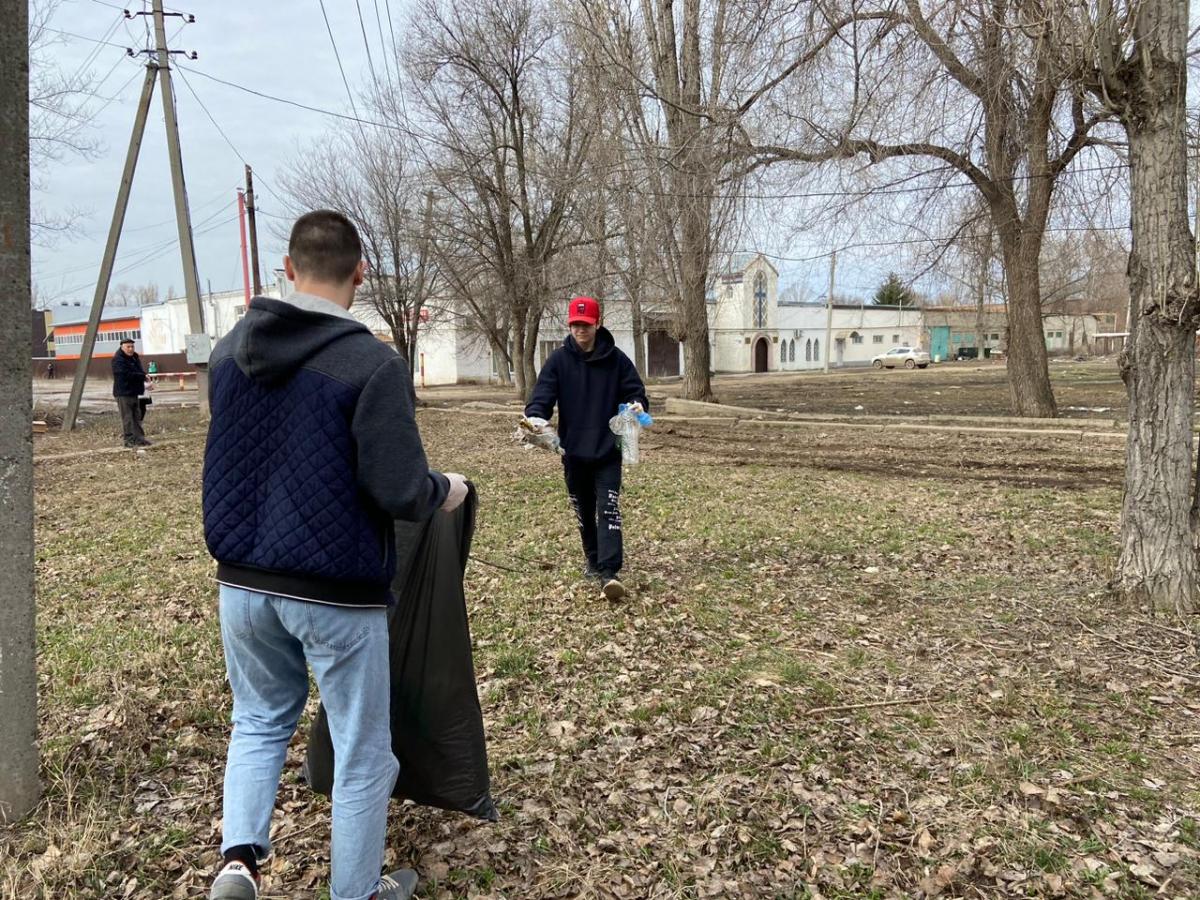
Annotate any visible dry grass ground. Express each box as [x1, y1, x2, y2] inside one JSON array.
[[6, 366, 1200, 899]]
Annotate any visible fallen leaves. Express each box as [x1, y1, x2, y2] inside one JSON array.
[[8, 393, 1200, 898]]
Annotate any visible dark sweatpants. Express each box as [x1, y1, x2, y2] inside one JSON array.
[[116, 396, 145, 445], [563, 455, 623, 578]]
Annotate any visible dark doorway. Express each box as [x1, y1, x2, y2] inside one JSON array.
[[647, 330, 680, 377], [753, 337, 769, 373]]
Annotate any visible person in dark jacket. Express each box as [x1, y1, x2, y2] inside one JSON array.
[[111, 338, 152, 447], [524, 296, 648, 601], [203, 210, 467, 900]]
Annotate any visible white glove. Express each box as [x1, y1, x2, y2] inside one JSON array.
[[441, 473, 469, 512]]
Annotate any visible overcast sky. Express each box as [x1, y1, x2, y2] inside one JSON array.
[[33, 0, 907, 309], [31, 1, 1136, 310], [32, 0, 389, 306]]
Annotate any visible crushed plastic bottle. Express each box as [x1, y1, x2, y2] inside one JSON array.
[[514, 416, 564, 455]]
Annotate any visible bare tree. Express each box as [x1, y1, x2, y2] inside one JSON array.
[[110, 281, 160, 307], [744, 0, 1118, 417], [580, 0, 874, 400], [576, 110, 670, 376], [278, 131, 439, 367], [29, 0, 106, 238], [1049, 0, 1198, 613], [581, 0, 742, 401], [403, 0, 595, 399]]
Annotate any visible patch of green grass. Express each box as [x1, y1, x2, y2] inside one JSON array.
[[492, 645, 539, 679]]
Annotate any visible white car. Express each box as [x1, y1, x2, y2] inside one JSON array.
[[872, 346, 931, 369]]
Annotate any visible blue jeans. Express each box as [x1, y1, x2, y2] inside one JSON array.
[[218, 585, 399, 900]]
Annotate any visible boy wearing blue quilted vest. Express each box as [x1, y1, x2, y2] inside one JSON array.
[[202, 210, 468, 900]]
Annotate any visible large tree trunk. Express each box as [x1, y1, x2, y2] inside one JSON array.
[[679, 249, 714, 400], [1115, 29, 1199, 614], [1118, 319, 1196, 613], [512, 316, 529, 399], [630, 285, 646, 375], [489, 333, 512, 387], [998, 227, 1057, 416], [678, 170, 715, 401]]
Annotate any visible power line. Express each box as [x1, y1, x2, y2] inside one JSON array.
[[173, 63, 1141, 206], [51, 212, 240, 298], [63, 14, 125, 85], [38, 198, 239, 280], [317, 0, 363, 128], [372, 0, 396, 87], [354, 0, 383, 98], [90, 64, 146, 119], [41, 25, 129, 51], [175, 66, 246, 163], [124, 191, 235, 234], [170, 66, 291, 213], [175, 62, 393, 129]]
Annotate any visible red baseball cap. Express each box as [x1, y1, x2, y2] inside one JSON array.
[[567, 296, 600, 326]]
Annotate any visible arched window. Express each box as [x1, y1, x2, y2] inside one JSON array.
[[780, 341, 786, 366], [805, 339, 812, 362], [789, 340, 796, 362], [813, 338, 820, 362], [753, 272, 767, 329]]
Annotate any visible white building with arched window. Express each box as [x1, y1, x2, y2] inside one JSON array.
[[705, 253, 925, 373]]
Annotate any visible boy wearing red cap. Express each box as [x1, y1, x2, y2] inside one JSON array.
[[524, 297, 649, 600]]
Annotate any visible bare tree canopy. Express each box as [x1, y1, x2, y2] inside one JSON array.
[[740, 0, 1120, 417], [278, 130, 439, 368], [29, 0, 106, 239], [402, 0, 596, 399]]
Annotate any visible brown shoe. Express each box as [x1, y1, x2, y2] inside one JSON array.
[[602, 578, 627, 601]]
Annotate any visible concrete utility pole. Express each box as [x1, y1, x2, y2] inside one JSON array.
[[153, 0, 208, 413], [62, 65, 158, 432], [823, 250, 836, 374], [0, 0, 40, 822], [245, 165, 263, 296], [65, 4, 208, 428]]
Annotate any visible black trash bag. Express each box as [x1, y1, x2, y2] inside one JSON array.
[[305, 485, 498, 822]]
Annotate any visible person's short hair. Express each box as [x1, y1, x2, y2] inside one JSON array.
[[288, 210, 363, 284]]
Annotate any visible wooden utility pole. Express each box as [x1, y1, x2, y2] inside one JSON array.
[[62, 65, 157, 432], [0, 0, 40, 822], [823, 250, 836, 373], [245, 165, 263, 296]]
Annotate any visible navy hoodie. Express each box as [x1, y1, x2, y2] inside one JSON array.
[[202, 294, 449, 607], [524, 326, 649, 463]]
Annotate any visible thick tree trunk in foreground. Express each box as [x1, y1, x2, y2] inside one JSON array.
[[1117, 87, 1199, 614]]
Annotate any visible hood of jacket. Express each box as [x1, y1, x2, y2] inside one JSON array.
[[563, 325, 617, 362], [233, 296, 370, 387]]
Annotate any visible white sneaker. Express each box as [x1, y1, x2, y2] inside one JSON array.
[[208, 861, 259, 900]]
